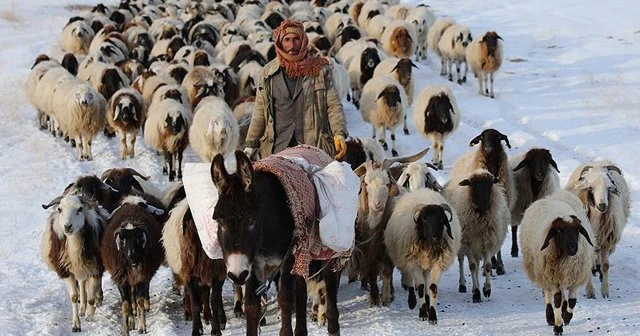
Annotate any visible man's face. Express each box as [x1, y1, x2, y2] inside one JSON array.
[[282, 34, 302, 55]]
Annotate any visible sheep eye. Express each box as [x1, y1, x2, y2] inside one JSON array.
[[57, 207, 62, 213], [77, 206, 83, 213]]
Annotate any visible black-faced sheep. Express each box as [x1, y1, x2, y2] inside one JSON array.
[[565, 161, 629, 299], [63, 174, 121, 213], [412, 86, 461, 169], [373, 57, 417, 105], [345, 42, 385, 108], [448, 169, 510, 302], [385, 189, 460, 324], [520, 190, 594, 336], [107, 88, 144, 160], [509, 148, 560, 257], [189, 96, 240, 162], [359, 75, 408, 157], [100, 167, 163, 202], [339, 136, 386, 170], [466, 31, 503, 98], [41, 194, 104, 332], [438, 24, 473, 84], [101, 201, 164, 336]]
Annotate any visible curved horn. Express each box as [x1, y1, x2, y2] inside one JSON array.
[[42, 196, 63, 209], [381, 147, 430, 171], [425, 162, 438, 171], [579, 165, 593, 179], [100, 168, 114, 181], [412, 204, 425, 222], [605, 165, 622, 175], [126, 168, 150, 180], [440, 203, 453, 222]]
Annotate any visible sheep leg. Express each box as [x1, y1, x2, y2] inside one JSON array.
[[136, 283, 148, 334], [94, 275, 103, 307], [440, 58, 447, 76], [83, 136, 93, 161], [129, 131, 136, 158], [183, 285, 193, 321], [494, 251, 505, 275], [367, 261, 381, 307], [177, 149, 184, 180], [323, 266, 340, 336], [511, 226, 519, 257], [457, 254, 466, 293], [162, 151, 169, 176], [544, 289, 554, 326], [233, 284, 244, 317], [403, 114, 409, 135], [427, 268, 442, 325], [600, 251, 610, 298], [455, 60, 463, 85], [84, 277, 97, 320], [64, 276, 81, 332], [484, 75, 490, 96], [447, 59, 454, 82], [477, 73, 485, 96], [562, 288, 577, 325], [165, 152, 175, 181], [186, 277, 204, 336], [78, 279, 87, 317], [482, 256, 492, 298], [489, 72, 495, 98], [211, 279, 226, 336], [380, 255, 395, 306], [552, 290, 564, 335], [120, 131, 128, 160], [401, 271, 417, 309], [390, 129, 398, 157], [75, 136, 84, 160], [378, 127, 388, 151], [436, 139, 444, 170], [468, 255, 481, 302], [117, 284, 133, 336], [462, 61, 468, 83]]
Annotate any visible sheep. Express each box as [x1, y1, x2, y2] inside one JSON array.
[[385, 189, 460, 323], [520, 190, 595, 336], [210, 63, 241, 108], [466, 31, 504, 98], [107, 88, 143, 160], [365, 14, 392, 41], [236, 61, 263, 98], [50, 79, 107, 161], [565, 161, 630, 299], [394, 162, 443, 192], [327, 57, 350, 101], [182, 65, 223, 109], [357, 1, 384, 31], [331, 24, 364, 56], [40, 194, 104, 333], [359, 75, 407, 157], [100, 167, 163, 203], [412, 86, 461, 169], [324, 12, 353, 44], [386, 5, 410, 20], [448, 168, 510, 302], [339, 136, 386, 170], [427, 18, 455, 76], [438, 24, 473, 84], [405, 6, 436, 61], [62, 174, 122, 213], [508, 148, 560, 258], [341, 40, 385, 108], [143, 97, 192, 181], [150, 35, 186, 60], [26, 55, 66, 130], [381, 20, 418, 59], [162, 197, 229, 335], [101, 201, 164, 336], [189, 96, 240, 162], [373, 57, 418, 105], [61, 19, 95, 54]]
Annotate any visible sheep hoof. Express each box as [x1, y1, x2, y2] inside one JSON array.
[[403, 128, 409, 135], [483, 287, 491, 298], [496, 266, 505, 276], [490, 95, 495, 99], [457, 79, 463, 85], [448, 74, 453, 81], [419, 304, 428, 320], [360, 283, 369, 291], [472, 289, 481, 303], [462, 76, 467, 83], [380, 141, 388, 150], [553, 325, 563, 336], [212, 331, 222, 336], [72, 326, 81, 333], [511, 248, 519, 258], [546, 304, 554, 325], [391, 149, 399, 157], [458, 284, 467, 293], [408, 290, 417, 310], [562, 302, 573, 324]]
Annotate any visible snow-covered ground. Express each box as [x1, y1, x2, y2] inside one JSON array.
[[1, 0, 639, 335]]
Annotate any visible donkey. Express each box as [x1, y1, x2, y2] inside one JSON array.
[[210, 150, 341, 336]]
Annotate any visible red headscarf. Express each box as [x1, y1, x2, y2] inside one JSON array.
[[273, 19, 328, 78]]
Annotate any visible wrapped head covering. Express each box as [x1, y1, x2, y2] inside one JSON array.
[[273, 19, 328, 78]]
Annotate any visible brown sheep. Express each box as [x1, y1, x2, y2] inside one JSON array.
[[107, 88, 144, 160]]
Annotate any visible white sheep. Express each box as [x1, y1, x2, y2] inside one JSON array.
[[385, 189, 460, 324], [565, 161, 630, 299], [381, 19, 418, 59], [508, 148, 560, 257], [51, 79, 107, 160], [144, 98, 192, 181], [61, 19, 95, 54], [395, 162, 443, 192], [520, 190, 595, 336], [448, 168, 510, 302], [107, 88, 144, 160], [466, 31, 504, 98], [26, 55, 64, 130], [344, 41, 386, 108], [365, 14, 392, 41], [189, 96, 240, 162], [427, 17, 455, 76], [236, 61, 263, 98], [405, 6, 436, 60], [327, 57, 350, 101], [412, 86, 461, 169], [438, 24, 473, 84], [359, 75, 407, 157], [357, 1, 384, 31]]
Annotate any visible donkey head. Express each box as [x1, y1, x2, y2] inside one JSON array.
[[211, 151, 256, 285]]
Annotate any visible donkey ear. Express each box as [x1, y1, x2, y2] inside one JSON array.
[[540, 227, 556, 251], [235, 150, 254, 192], [210, 153, 229, 191]]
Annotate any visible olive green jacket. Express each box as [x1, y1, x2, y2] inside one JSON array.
[[244, 58, 348, 158]]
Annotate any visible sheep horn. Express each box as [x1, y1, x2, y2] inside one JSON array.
[[425, 162, 438, 171], [579, 165, 593, 180], [354, 160, 374, 177], [605, 165, 622, 175], [100, 169, 113, 181], [440, 203, 453, 222], [126, 168, 150, 181], [412, 204, 425, 222], [496, 34, 503, 40], [411, 61, 419, 69], [381, 147, 430, 171], [500, 133, 512, 149], [42, 196, 63, 209]]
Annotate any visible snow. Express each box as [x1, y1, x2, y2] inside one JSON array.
[[1, 0, 640, 335]]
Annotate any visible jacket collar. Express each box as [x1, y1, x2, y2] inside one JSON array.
[[263, 58, 281, 78]]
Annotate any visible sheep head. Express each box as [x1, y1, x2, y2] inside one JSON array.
[[482, 31, 503, 56], [74, 85, 97, 107], [392, 58, 418, 86], [575, 166, 620, 213], [397, 162, 442, 192], [458, 169, 499, 213], [165, 111, 185, 135], [390, 26, 412, 56], [513, 148, 559, 181], [426, 93, 455, 127], [414, 203, 454, 243], [469, 128, 511, 152], [377, 85, 402, 111], [101, 168, 149, 195], [114, 221, 149, 267], [49, 195, 96, 237], [541, 215, 593, 256]]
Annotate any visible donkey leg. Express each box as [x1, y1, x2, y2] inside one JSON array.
[[244, 275, 262, 336], [277, 258, 296, 336], [294, 276, 308, 336], [324, 265, 341, 336], [211, 278, 225, 336], [186, 277, 204, 336]]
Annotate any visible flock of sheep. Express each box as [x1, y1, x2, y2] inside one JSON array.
[[28, 0, 631, 335]]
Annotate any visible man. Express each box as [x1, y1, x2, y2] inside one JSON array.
[[243, 19, 348, 160]]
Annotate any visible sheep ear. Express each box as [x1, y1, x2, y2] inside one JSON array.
[[540, 228, 556, 251], [576, 219, 593, 247], [235, 150, 254, 192], [42, 196, 63, 210], [411, 61, 419, 69], [458, 179, 471, 186], [501, 134, 512, 149], [211, 153, 230, 191], [512, 158, 528, 172], [496, 34, 503, 40], [376, 91, 386, 100], [413, 206, 422, 223], [550, 158, 560, 173], [469, 134, 482, 146], [140, 231, 147, 248], [389, 182, 400, 197]]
